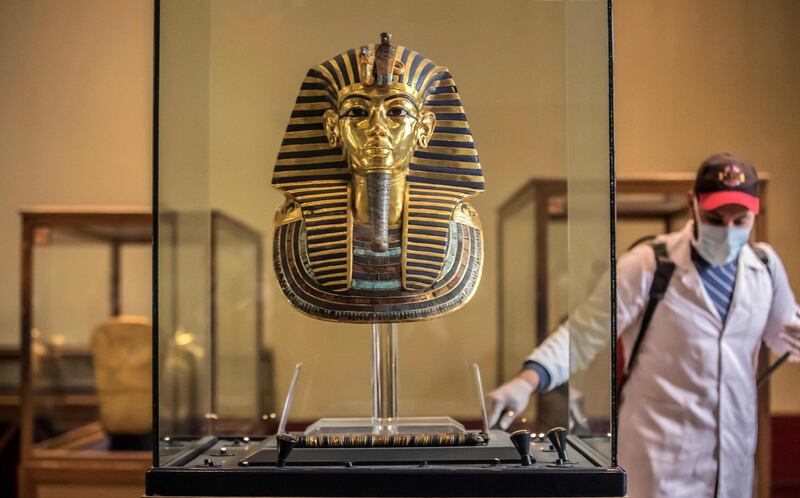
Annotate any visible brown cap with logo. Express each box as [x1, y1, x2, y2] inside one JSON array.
[[694, 153, 760, 214]]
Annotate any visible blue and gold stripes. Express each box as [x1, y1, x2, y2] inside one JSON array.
[[273, 64, 352, 292], [401, 69, 483, 290], [272, 43, 485, 316], [274, 218, 483, 322], [280, 183, 351, 291]]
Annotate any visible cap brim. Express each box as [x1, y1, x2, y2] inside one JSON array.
[[698, 191, 760, 214]]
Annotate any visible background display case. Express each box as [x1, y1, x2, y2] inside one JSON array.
[[158, 210, 270, 438], [18, 207, 153, 498], [149, 0, 622, 496], [14, 207, 264, 498]]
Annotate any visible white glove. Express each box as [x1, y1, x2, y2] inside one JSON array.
[[780, 322, 800, 362], [488, 377, 534, 430]]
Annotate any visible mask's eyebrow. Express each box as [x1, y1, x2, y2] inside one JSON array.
[[340, 94, 370, 105], [384, 94, 419, 111]]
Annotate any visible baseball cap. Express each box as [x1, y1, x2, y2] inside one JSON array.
[[694, 153, 760, 214]]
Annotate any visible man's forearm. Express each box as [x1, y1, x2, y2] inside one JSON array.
[[521, 360, 550, 392]]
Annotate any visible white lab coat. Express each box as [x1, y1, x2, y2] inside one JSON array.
[[527, 221, 798, 498]]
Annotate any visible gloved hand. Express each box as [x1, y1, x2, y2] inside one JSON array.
[[780, 322, 800, 362], [488, 377, 535, 430]]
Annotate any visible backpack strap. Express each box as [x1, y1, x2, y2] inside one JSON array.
[[750, 243, 771, 278], [618, 242, 676, 399]]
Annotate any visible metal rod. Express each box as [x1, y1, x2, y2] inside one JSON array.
[[371, 323, 398, 421], [472, 363, 491, 436], [756, 310, 799, 387], [389, 323, 398, 417], [757, 352, 790, 387], [371, 324, 380, 419], [277, 362, 302, 434]]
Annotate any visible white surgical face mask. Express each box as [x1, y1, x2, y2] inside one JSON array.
[[692, 203, 751, 266]]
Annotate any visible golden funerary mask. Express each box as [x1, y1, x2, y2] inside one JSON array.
[[272, 33, 485, 322]]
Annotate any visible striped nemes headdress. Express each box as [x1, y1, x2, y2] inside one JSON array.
[[272, 35, 484, 322]]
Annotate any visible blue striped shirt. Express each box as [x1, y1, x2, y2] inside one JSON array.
[[692, 248, 738, 323]]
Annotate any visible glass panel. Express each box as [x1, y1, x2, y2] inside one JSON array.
[[565, 0, 612, 457], [213, 213, 266, 431], [27, 215, 151, 452], [499, 201, 535, 387], [157, 0, 613, 469]]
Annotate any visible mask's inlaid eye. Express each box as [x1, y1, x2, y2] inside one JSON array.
[[344, 107, 368, 118], [387, 106, 411, 118]]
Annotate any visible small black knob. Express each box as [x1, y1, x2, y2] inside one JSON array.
[[546, 427, 568, 464], [509, 429, 534, 466], [276, 433, 297, 467]]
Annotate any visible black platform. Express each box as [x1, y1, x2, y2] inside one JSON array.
[[146, 433, 626, 497]]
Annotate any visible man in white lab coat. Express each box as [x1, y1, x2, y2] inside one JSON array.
[[489, 153, 800, 498]]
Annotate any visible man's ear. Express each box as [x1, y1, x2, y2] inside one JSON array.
[[687, 190, 700, 238], [416, 110, 436, 148], [323, 109, 340, 148], [687, 190, 698, 215]]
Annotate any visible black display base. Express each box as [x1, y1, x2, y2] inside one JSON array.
[[147, 465, 626, 497], [147, 434, 626, 497], [244, 430, 520, 466]]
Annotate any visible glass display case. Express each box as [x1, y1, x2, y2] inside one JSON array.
[[18, 207, 153, 498], [149, 0, 623, 496]]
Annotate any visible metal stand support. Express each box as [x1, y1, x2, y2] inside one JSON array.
[[371, 323, 398, 421], [304, 322, 463, 436]]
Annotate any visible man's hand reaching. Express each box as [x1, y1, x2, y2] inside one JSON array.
[[487, 370, 539, 430]]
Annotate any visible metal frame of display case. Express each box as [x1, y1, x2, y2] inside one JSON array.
[[17, 206, 153, 498], [497, 174, 772, 497]]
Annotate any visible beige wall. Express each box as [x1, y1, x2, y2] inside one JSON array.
[[615, 0, 800, 413], [1, 0, 797, 424], [0, 0, 153, 347]]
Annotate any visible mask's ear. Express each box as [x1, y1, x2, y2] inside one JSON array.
[[416, 110, 436, 148], [323, 109, 340, 148]]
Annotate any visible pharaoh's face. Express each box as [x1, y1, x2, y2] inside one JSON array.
[[324, 84, 436, 176]]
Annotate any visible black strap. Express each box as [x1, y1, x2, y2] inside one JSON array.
[[620, 242, 676, 396], [750, 243, 771, 277]]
